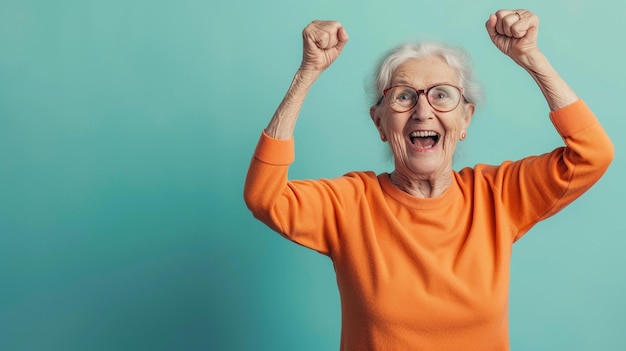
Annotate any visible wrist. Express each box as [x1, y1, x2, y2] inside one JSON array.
[[515, 49, 549, 73], [295, 67, 323, 85]]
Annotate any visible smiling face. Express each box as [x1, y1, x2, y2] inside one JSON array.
[[370, 56, 475, 181]]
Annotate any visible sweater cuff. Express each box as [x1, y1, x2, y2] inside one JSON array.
[[549, 99, 598, 137], [252, 131, 295, 165]]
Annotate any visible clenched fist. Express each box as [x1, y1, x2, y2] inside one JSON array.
[[300, 20, 349, 72], [486, 9, 540, 68]]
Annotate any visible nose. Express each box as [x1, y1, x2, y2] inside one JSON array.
[[410, 93, 434, 120]]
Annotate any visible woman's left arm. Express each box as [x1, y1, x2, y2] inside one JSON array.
[[485, 9, 577, 111], [485, 9, 614, 239]]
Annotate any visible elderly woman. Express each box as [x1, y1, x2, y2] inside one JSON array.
[[244, 9, 613, 350]]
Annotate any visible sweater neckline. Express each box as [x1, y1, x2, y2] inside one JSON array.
[[378, 172, 461, 210]]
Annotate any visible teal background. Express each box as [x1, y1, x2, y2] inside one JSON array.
[[1, 0, 624, 350]]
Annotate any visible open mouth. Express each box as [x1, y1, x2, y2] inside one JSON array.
[[409, 130, 440, 150]]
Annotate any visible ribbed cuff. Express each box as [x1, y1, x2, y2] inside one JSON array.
[[252, 131, 295, 165], [549, 99, 599, 137]]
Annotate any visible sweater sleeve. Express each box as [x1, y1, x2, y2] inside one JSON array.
[[243, 131, 363, 256], [492, 99, 614, 241]]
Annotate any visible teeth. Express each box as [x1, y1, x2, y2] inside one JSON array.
[[409, 131, 439, 138]]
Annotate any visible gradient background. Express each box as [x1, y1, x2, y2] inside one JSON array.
[[1, 0, 624, 350]]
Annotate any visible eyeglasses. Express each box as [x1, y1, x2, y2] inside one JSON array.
[[377, 84, 466, 113]]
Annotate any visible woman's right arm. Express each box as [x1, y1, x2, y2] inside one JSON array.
[[265, 20, 349, 140], [243, 21, 351, 255]]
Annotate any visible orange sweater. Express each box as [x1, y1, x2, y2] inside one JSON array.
[[244, 100, 613, 350]]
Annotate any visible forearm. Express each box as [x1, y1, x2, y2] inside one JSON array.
[[265, 69, 321, 140], [520, 50, 578, 111], [486, 10, 579, 111], [264, 20, 348, 139]]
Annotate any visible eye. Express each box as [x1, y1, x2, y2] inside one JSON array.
[[398, 93, 411, 101], [431, 87, 452, 100], [394, 88, 416, 105]]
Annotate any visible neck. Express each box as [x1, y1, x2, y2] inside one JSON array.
[[389, 170, 453, 198]]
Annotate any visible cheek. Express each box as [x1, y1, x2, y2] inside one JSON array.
[[443, 113, 466, 137], [388, 133, 405, 148], [440, 117, 465, 151], [381, 114, 405, 136], [441, 132, 459, 154]]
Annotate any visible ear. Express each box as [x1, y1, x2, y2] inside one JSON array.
[[370, 106, 387, 142], [461, 103, 475, 130]]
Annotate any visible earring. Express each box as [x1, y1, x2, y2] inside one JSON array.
[[460, 131, 466, 141], [381, 135, 387, 142]]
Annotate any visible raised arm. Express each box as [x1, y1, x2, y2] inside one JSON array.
[[265, 20, 349, 140], [245, 21, 352, 255], [485, 9, 577, 111], [484, 9, 613, 238]]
